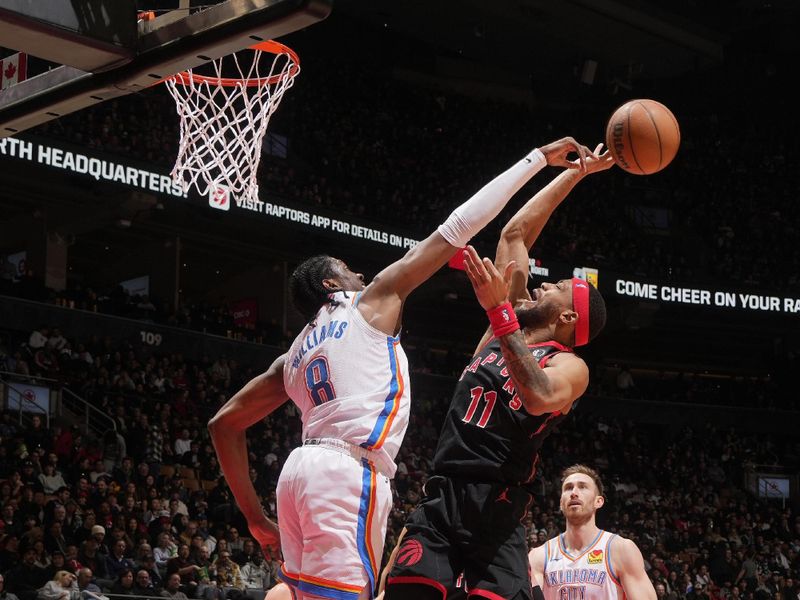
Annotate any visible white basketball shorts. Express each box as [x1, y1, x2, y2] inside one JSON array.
[[276, 440, 392, 600]]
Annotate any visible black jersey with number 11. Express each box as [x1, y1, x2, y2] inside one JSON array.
[[432, 338, 573, 486]]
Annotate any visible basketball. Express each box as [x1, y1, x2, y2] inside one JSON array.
[[605, 99, 680, 175]]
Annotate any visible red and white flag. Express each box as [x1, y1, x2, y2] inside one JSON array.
[[0, 52, 27, 90]]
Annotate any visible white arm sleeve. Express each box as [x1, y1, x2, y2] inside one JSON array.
[[437, 148, 547, 248]]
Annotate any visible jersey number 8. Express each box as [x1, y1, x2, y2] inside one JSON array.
[[305, 357, 336, 406]]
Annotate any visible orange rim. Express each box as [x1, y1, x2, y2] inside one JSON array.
[[167, 40, 300, 87]]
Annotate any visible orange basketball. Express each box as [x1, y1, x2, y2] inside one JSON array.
[[605, 99, 680, 175]]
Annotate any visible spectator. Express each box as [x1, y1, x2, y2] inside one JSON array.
[[2, 504, 23, 538], [154, 532, 177, 571], [111, 458, 134, 487], [180, 442, 202, 470], [168, 494, 189, 518], [138, 554, 163, 590], [74, 569, 103, 600], [132, 570, 158, 596], [0, 533, 21, 572], [32, 541, 51, 570], [209, 550, 243, 599], [88, 464, 111, 486], [737, 549, 759, 590], [173, 430, 192, 459], [37, 466, 67, 496], [46, 330, 67, 353], [42, 551, 67, 581], [239, 553, 270, 600], [100, 431, 126, 477], [36, 571, 78, 600], [104, 540, 135, 581], [6, 545, 49, 600], [228, 540, 252, 566], [165, 544, 200, 595], [89, 527, 108, 557], [160, 574, 188, 600], [192, 546, 216, 600], [711, 548, 739, 589], [616, 364, 636, 396], [108, 570, 135, 597], [0, 573, 21, 600], [28, 327, 49, 351], [43, 521, 69, 557], [20, 462, 40, 490]]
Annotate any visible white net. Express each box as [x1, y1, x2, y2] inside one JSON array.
[[164, 42, 300, 204]]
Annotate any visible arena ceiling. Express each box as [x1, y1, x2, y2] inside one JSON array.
[[334, 0, 795, 91]]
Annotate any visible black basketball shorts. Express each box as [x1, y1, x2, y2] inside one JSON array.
[[387, 475, 534, 600]]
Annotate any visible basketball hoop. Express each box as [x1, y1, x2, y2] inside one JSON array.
[[164, 40, 300, 204]]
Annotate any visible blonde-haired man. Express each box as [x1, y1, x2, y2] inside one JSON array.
[[529, 465, 656, 600]]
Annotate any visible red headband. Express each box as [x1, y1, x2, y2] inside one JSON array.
[[571, 278, 590, 347]]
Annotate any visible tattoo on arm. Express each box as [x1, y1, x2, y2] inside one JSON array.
[[498, 331, 552, 399]]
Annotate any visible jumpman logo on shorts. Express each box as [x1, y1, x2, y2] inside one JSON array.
[[495, 487, 512, 504]]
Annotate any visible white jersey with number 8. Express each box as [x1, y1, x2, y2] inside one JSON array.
[[284, 291, 411, 478]]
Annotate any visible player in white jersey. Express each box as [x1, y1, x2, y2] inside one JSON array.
[[529, 465, 656, 600], [208, 137, 597, 600]]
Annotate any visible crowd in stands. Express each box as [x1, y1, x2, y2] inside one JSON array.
[[0, 271, 287, 348], [0, 320, 798, 600], [590, 363, 800, 412], [0, 326, 280, 600]]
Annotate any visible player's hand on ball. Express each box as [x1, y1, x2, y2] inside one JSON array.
[[463, 246, 515, 311], [581, 143, 615, 175], [539, 137, 597, 171]]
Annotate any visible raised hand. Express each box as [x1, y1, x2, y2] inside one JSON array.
[[582, 142, 615, 174], [462, 245, 515, 310], [538, 137, 598, 171]]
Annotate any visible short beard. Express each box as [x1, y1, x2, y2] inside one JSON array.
[[563, 505, 595, 527], [515, 304, 556, 330]]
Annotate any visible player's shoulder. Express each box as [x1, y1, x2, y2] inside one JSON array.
[[608, 533, 644, 565], [528, 542, 545, 565], [608, 532, 635, 548], [529, 537, 556, 561], [272, 352, 288, 370], [543, 350, 589, 384], [544, 348, 585, 367]]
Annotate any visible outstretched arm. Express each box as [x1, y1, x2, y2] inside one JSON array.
[[463, 246, 588, 415], [208, 354, 288, 556], [358, 138, 596, 336], [612, 537, 657, 600], [498, 144, 614, 304], [472, 145, 613, 354]]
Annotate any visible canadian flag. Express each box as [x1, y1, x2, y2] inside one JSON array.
[[0, 52, 27, 90]]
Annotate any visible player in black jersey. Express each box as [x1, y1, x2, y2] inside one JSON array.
[[385, 144, 614, 600]]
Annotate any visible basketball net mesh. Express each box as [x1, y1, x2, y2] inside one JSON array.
[[164, 46, 299, 204]]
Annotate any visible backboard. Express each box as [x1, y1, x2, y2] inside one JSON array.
[[0, 0, 332, 137]]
